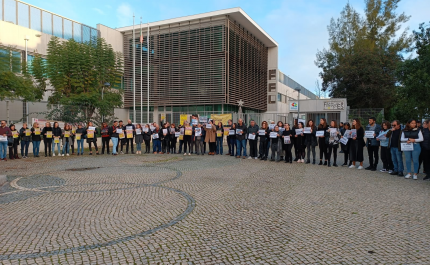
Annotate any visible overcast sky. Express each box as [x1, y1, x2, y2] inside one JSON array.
[[26, 0, 430, 94]]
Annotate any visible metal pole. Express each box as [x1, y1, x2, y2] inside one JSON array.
[[297, 89, 300, 120], [25, 36, 29, 124], [6, 100, 10, 125], [132, 15, 136, 123], [102, 87, 104, 122], [147, 22, 150, 124], [140, 18, 143, 124]]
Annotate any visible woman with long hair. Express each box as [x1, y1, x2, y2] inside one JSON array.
[[295, 122, 306, 162], [86, 121, 99, 155], [326, 120, 340, 167], [42, 122, 52, 157], [61, 124, 72, 156], [205, 119, 217, 155], [52, 122, 62, 156], [317, 118, 329, 165], [143, 124, 152, 154], [135, 123, 143, 154], [228, 123, 237, 157], [378, 121, 393, 173], [259, 121, 269, 160], [349, 118, 365, 169], [216, 121, 224, 155], [282, 123, 295, 163], [8, 124, 19, 160], [341, 122, 351, 166], [20, 123, 31, 158], [182, 121, 192, 156], [304, 119, 318, 164], [401, 119, 423, 180]]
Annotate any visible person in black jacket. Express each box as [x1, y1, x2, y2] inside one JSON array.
[[20, 123, 31, 158], [422, 120, 430, 180], [236, 119, 248, 158], [86, 121, 99, 155], [295, 122, 306, 162], [124, 119, 135, 154], [101, 122, 111, 155], [75, 123, 86, 156], [304, 120, 318, 164], [160, 123, 170, 154], [51, 122, 62, 156], [42, 122, 53, 157], [340, 122, 351, 166], [169, 123, 178, 154], [317, 118, 329, 165], [143, 124, 152, 154], [282, 123, 295, 163], [8, 124, 19, 160], [259, 121, 269, 161], [270, 125, 281, 162], [326, 120, 340, 167], [349, 118, 365, 169]]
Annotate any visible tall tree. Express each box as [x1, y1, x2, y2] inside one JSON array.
[[396, 22, 430, 120], [315, 0, 412, 111], [42, 37, 124, 125]]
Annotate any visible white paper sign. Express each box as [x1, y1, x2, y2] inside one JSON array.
[[340, 137, 348, 145], [298, 119, 306, 125], [365, 131, 375, 138], [279, 127, 285, 133], [236, 129, 243, 135], [116, 128, 123, 133], [88, 126, 96, 131], [0, 135, 7, 142], [152, 133, 159, 139], [136, 129, 142, 135], [248, 134, 256, 140], [269, 124, 275, 130], [229, 130, 235, 135], [344, 130, 351, 138], [259, 130, 266, 136], [163, 129, 168, 134], [376, 133, 387, 140], [143, 127, 149, 132], [351, 129, 357, 138], [295, 129, 303, 135], [206, 124, 212, 129], [284, 136, 291, 144], [316, 131, 325, 137], [195, 128, 202, 137], [304, 127, 312, 134], [270, 132, 278, 138], [175, 132, 181, 138], [401, 143, 414, 151], [126, 126, 133, 130]]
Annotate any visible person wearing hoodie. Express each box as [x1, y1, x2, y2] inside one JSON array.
[[365, 117, 382, 171], [75, 123, 86, 156], [143, 124, 152, 154], [304, 120, 318, 164], [51, 122, 62, 156], [8, 124, 20, 160], [247, 120, 259, 159], [20, 123, 31, 158], [236, 119, 248, 159], [101, 122, 111, 155], [42, 122, 53, 157]]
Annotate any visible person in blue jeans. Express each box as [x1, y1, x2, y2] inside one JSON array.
[[30, 122, 41, 158], [388, 120, 404, 176], [228, 122, 236, 156], [235, 118, 248, 158], [152, 125, 162, 153], [400, 119, 423, 180], [0, 120, 12, 161], [216, 121, 224, 155], [75, 124, 86, 155], [111, 121, 119, 155]]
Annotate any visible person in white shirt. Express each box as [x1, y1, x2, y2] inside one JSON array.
[[400, 119, 423, 180]]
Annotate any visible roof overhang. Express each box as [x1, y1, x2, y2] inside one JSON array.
[[116, 7, 278, 48]]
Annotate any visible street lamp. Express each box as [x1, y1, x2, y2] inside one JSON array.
[[294, 87, 301, 121], [24, 35, 29, 124]]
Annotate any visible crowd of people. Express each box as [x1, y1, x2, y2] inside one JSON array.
[[0, 117, 428, 180]]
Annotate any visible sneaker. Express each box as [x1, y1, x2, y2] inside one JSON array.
[[52, 153, 56, 157], [188, 153, 191, 156], [120, 151, 124, 154], [61, 154, 64, 157], [398, 172, 404, 177], [254, 157, 258, 160], [184, 153, 187, 156], [405, 174, 411, 179], [357, 166, 364, 170], [380, 169, 387, 173], [390, 171, 398, 175], [423, 175, 430, 180], [66, 154, 69, 156], [349, 165, 356, 169], [388, 170, 393, 174], [365, 166, 372, 170], [248, 157, 252, 159], [413, 174, 418, 180]]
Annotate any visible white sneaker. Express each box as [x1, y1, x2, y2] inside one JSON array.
[[254, 157, 258, 160], [61, 154, 64, 157], [349, 165, 355, 169], [413, 174, 418, 180], [66, 154, 69, 156], [388, 170, 393, 174], [52, 153, 56, 157], [357, 166, 364, 170], [188, 153, 191, 156], [380, 169, 387, 173], [248, 157, 252, 159], [184, 153, 187, 156], [405, 174, 411, 179]]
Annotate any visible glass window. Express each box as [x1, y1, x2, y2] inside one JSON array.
[[158, 106, 164, 112], [53, 15, 63, 38], [63, 19, 72, 40], [165, 106, 171, 111], [18, 2, 29, 28], [4, 0, 16, 24], [82, 25, 91, 43], [30, 7, 41, 32], [277, 93, 282, 102], [42, 11, 52, 35], [204, 105, 213, 112], [73, 22, 82, 42]]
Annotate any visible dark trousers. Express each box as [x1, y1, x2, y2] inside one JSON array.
[[381, 146, 393, 170], [21, 140, 30, 156], [144, 139, 151, 153], [9, 143, 18, 158], [209, 142, 216, 153], [162, 138, 169, 153], [44, 139, 52, 155], [306, 144, 316, 161], [190, 137, 196, 153], [183, 136, 191, 153], [420, 148, 430, 174], [118, 138, 126, 152], [368, 145, 379, 167], [259, 138, 267, 157], [344, 149, 349, 165], [293, 140, 299, 160], [228, 138, 236, 155], [102, 137, 110, 154], [327, 145, 338, 163], [88, 141, 98, 152], [125, 138, 134, 153], [170, 138, 177, 153], [319, 138, 327, 161], [178, 139, 183, 153], [283, 144, 292, 162], [249, 139, 258, 158]]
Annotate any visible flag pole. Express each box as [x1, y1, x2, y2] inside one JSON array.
[[132, 14, 136, 123], [147, 21, 150, 124], [140, 18, 143, 124]]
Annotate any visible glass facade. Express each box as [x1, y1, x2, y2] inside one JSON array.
[[18, 2, 29, 28], [278, 71, 317, 99], [30, 6, 41, 32]]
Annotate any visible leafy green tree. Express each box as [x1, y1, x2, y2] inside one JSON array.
[[42, 37, 124, 125], [396, 22, 430, 120], [316, 0, 412, 111], [0, 45, 45, 101]]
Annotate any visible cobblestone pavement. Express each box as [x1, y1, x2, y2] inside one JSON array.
[[1, 152, 430, 264]]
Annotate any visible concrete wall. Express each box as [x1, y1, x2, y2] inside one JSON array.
[[291, 98, 348, 122], [97, 24, 124, 54]]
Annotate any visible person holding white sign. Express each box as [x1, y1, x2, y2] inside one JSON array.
[[349, 119, 365, 169], [258, 121, 269, 160], [204, 120, 217, 155], [134, 124, 144, 154], [124, 119, 136, 154], [0, 120, 12, 161], [143, 124, 153, 154], [152, 124, 162, 154], [365, 117, 382, 171], [340, 122, 351, 166], [295, 122, 306, 162], [236, 119, 248, 159], [377, 121, 393, 173], [304, 120, 317, 164], [169, 123, 178, 154], [269, 126, 281, 162], [317, 118, 329, 166], [401, 119, 423, 180], [110, 121, 119, 156], [86, 121, 99, 155], [282, 123, 295, 163], [326, 120, 340, 167], [247, 120, 259, 159], [216, 122, 225, 155]]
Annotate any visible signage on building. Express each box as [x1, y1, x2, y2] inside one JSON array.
[[324, 101, 344, 110], [290, 101, 298, 111]]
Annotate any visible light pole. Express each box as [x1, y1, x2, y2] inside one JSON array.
[[295, 87, 301, 121], [102, 82, 110, 122], [24, 35, 29, 124]]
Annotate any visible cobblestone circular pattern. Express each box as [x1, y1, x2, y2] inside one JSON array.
[[0, 165, 195, 261]]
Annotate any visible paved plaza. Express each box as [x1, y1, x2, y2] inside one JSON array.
[[1, 152, 430, 264]]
